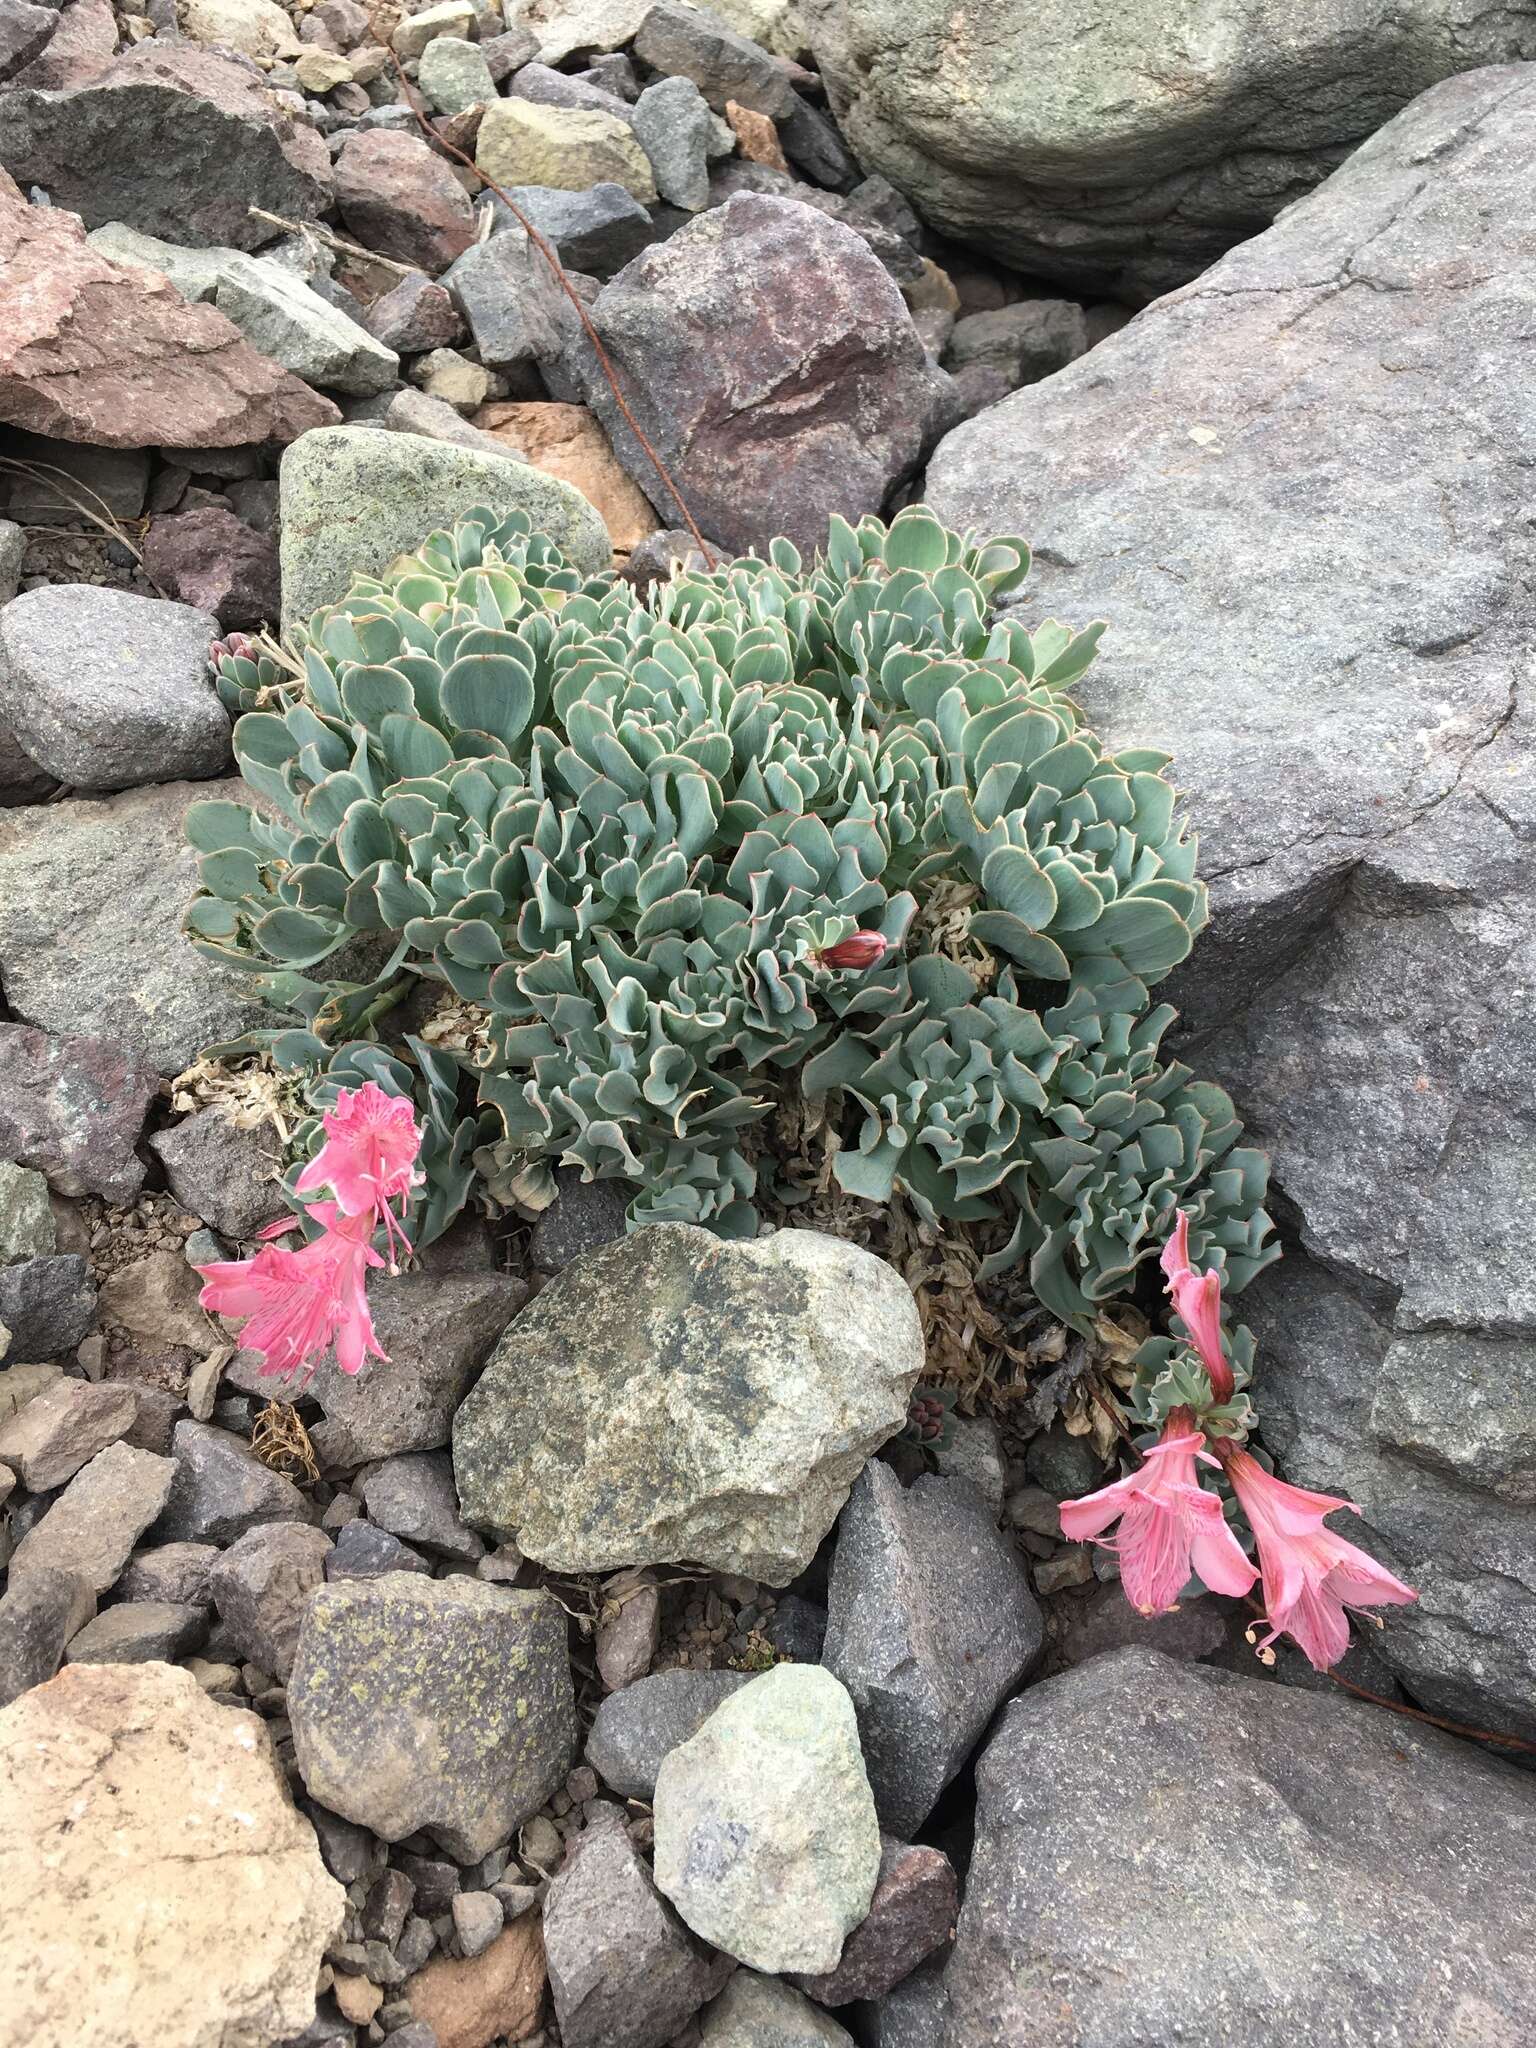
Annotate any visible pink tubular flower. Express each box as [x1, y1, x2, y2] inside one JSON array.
[[197, 1204, 386, 1380], [1219, 1446, 1417, 1671], [1061, 1414, 1258, 1615], [816, 931, 890, 971], [1160, 1210, 1233, 1400], [294, 1081, 424, 1271]]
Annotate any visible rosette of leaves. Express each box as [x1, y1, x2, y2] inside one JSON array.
[[183, 502, 1234, 1263], [1127, 1323, 1258, 1441]]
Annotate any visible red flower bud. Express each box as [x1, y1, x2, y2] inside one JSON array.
[[816, 931, 889, 970]]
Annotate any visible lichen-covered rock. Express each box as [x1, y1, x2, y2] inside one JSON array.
[[653, 1663, 880, 1975], [288, 1574, 575, 1861], [553, 192, 953, 556], [946, 1648, 1536, 2046], [0, 1661, 344, 2048], [804, 0, 1536, 301], [278, 423, 610, 627], [927, 65, 1536, 1742], [822, 1465, 1042, 1836], [0, 1022, 159, 1202], [0, 781, 282, 1075], [453, 1225, 923, 1585]]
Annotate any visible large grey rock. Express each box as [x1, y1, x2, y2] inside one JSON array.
[[64, 1599, 207, 1665], [148, 1106, 281, 1242], [0, 585, 228, 791], [156, 1419, 310, 1546], [822, 1465, 1042, 1836], [9, 1440, 175, 1596], [790, 1836, 957, 2006], [117, 1540, 220, 1608], [927, 66, 1536, 1740], [0, 1376, 136, 1492], [0, 1023, 158, 1203], [0, 1662, 344, 2048], [585, 1668, 754, 1800], [653, 1663, 880, 1975], [358, 1448, 483, 1561], [288, 1574, 576, 1861], [701, 1974, 855, 2047], [552, 192, 953, 556], [946, 1648, 1536, 2046], [90, 222, 400, 397], [632, 73, 715, 211], [805, 0, 1536, 302], [482, 180, 655, 277], [0, 44, 332, 250], [856, 1960, 948, 2047], [233, 1268, 527, 1465], [453, 1224, 923, 1585], [543, 1803, 734, 2048], [633, 0, 795, 116], [278, 423, 610, 627], [208, 1521, 333, 1680], [0, 1569, 92, 1706], [0, 781, 282, 1075]]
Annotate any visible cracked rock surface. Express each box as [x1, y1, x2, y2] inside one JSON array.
[[930, 66, 1536, 1737], [0, 1660, 345, 2048], [804, 0, 1536, 300]]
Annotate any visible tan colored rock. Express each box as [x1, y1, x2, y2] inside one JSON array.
[[333, 1973, 384, 2023], [407, 1917, 548, 2048], [178, 0, 302, 60], [725, 98, 789, 174], [474, 401, 661, 555], [0, 1661, 345, 2048], [476, 99, 657, 203], [0, 172, 338, 449], [100, 1249, 216, 1352], [293, 45, 353, 90]]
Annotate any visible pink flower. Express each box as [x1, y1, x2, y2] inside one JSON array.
[[816, 931, 890, 970], [1220, 1446, 1417, 1671], [294, 1081, 424, 1271], [1160, 1211, 1233, 1401], [197, 1203, 386, 1380], [1061, 1415, 1258, 1615]]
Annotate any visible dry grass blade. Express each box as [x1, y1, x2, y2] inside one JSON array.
[[251, 1399, 320, 1481], [0, 456, 168, 595]]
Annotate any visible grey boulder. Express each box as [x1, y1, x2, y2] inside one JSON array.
[[453, 1223, 924, 1585], [805, 0, 1536, 300], [0, 1255, 96, 1363], [699, 1972, 855, 2046], [586, 1668, 754, 1800], [822, 1464, 1043, 1836], [945, 1648, 1536, 2046], [148, 1106, 281, 1242], [653, 1663, 880, 1975], [0, 780, 283, 1075], [288, 1573, 575, 1861], [0, 1022, 159, 1203], [208, 1522, 334, 1681], [927, 65, 1536, 1741], [0, 585, 228, 791], [8, 1440, 175, 1597], [63, 1599, 206, 1665], [553, 193, 953, 556], [156, 1419, 310, 1546], [0, 1376, 136, 1492]]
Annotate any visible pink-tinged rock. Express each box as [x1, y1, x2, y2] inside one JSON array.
[[7, 0, 115, 89], [789, 1837, 958, 2005], [0, 1020, 160, 1202], [0, 172, 340, 448], [0, 0, 56, 85], [332, 129, 478, 274], [364, 270, 468, 353], [142, 505, 281, 628], [563, 192, 955, 555], [0, 45, 332, 250]]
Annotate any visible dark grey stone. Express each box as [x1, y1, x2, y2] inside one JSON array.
[[481, 180, 655, 278], [943, 301, 1090, 388], [208, 1521, 333, 1680], [822, 1465, 1043, 1838], [395, 1853, 458, 1916], [544, 1804, 732, 2048], [149, 1107, 283, 1241], [0, 1568, 91, 1706], [853, 1958, 948, 2048], [358, 1450, 483, 1562], [508, 59, 635, 122], [779, 92, 857, 191], [928, 66, 1536, 1742], [156, 1419, 310, 1546], [765, 1593, 826, 1663], [307, 1803, 386, 1887], [450, 1888, 503, 1958], [528, 1168, 631, 1274], [632, 74, 713, 212], [946, 1648, 1536, 2046], [64, 1598, 207, 1664], [633, 0, 795, 116], [288, 1573, 576, 1861], [442, 228, 571, 367], [326, 1521, 431, 1581], [0, 1255, 96, 1363], [586, 1668, 754, 1801], [117, 1541, 221, 1607], [362, 1866, 417, 1945]]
